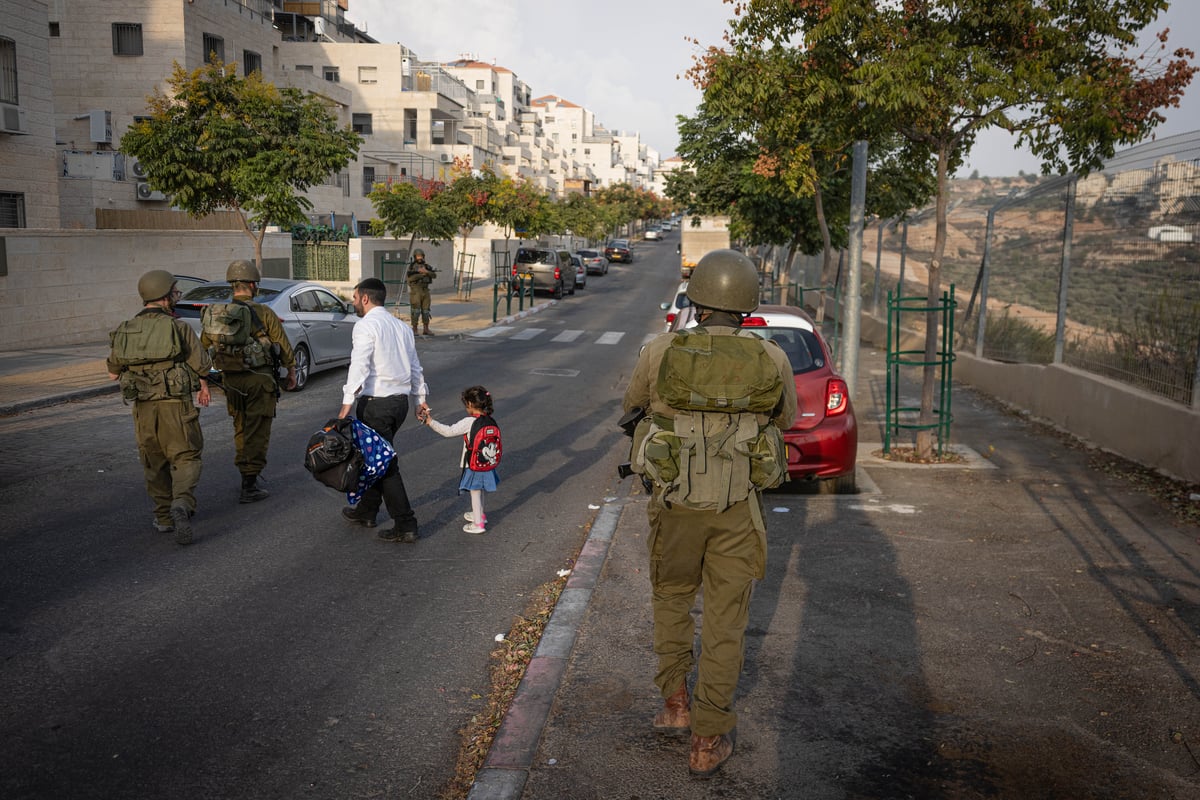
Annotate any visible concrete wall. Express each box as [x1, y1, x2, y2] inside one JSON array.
[[0, 229, 290, 350], [854, 308, 1200, 484]]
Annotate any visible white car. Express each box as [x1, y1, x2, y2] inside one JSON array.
[[644, 227, 662, 241], [1148, 225, 1193, 243], [659, 280, 690, 332]]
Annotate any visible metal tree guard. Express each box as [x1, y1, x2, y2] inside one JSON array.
[[885, 285, 957, 456]]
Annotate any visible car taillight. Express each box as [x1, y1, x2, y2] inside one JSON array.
[[666, 313, 677, 324], [741, 317, 767, 327], [511, 264, 518, 276], [826, 378, 849, 416], [554, 267, 562, 279]]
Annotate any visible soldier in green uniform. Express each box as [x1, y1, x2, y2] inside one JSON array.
[[201, 259, 296, 503], [107, 270, 212, 546], [623, 250, 797, 777], [406, 248, 437, 336]]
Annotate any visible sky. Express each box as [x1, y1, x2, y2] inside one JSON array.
[[349, 0, 1199, 178]]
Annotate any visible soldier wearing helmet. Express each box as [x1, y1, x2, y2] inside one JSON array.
[[107, 270, 212, 545], [622, 249, 796, 777], [405, 247, 437, 336], [200, 259, 296, 503]]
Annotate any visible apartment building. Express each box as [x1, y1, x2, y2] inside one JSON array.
[[0, 0, 655, 236]]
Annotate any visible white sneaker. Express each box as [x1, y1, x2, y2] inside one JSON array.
[[463, 512, 487, 525], [462, 522, 486, 534]]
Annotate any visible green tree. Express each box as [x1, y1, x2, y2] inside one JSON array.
[[120, 60, 362, 268], [717, 0, 1195, 457], [487, 176, 546, 264], [368, 177, 457, 255], [436, 159, 500, 274]]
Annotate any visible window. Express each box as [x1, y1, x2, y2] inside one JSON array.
[[352, 113, 372, 135], [314, 289, 345, 313], [242, 50, 262, 76], [476, 80, 485, 90], [358, 66, 377, 84], [49, 22, 60, 37], [112, 23, 143, 56], [362, 166, 375, 196], [0, 38, 15, 104], [323, 66, 339, 83], [0, 192, 26, 228], [202, 33, 224, 64], [294, 64, 313, 73]]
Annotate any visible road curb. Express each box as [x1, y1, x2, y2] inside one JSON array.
[[467, 493, 626, 800], [0, 382, 120, 418]]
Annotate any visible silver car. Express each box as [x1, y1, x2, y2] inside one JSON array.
[[175, 278, 358, 391]]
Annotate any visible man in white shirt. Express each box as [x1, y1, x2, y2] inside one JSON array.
[[337, 278, 430, 542]]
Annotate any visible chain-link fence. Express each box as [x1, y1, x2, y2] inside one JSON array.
[[867, 131, 1200, 408]]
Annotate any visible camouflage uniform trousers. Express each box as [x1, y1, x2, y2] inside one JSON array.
[[408, 282, 432, 326], [646, 492, 766, 738], [132, 397, 204, 525], [220, 369, 278, 477]]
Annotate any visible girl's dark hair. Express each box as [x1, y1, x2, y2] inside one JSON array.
[[462, 385, 493, 415]]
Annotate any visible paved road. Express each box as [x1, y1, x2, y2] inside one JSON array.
[[0, 241, 683, 799]]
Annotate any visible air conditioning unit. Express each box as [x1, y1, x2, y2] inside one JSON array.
[[0, 103, 26, 135], [136, 183, 166, 201], [131, 159, 149, 180], [439, 153, 453, 163]]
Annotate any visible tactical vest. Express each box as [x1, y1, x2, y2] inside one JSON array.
[[109, 312, 195, 401], [631, 327, 787, 530]]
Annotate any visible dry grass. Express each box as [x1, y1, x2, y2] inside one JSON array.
[[437, 568, 571, 799]]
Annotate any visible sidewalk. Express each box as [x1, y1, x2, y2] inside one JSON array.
[[470, 344, 1200, 798], [0, 279, 544, 416]]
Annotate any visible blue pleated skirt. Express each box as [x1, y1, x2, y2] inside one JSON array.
[[459, 468, 499, 492]]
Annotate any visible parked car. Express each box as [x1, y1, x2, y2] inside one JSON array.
[[604, 239, 634, 263], [576, 249, 609, 275], [174, 278, 358, 391], [173, 274, 209, 295], [669, 302, 857, 492], [511, 246, 573, 299], [569, 254, 588, 291], [644, 227, 662, 241], [659, 280, 690, 332], [1148, 225, 1194, 243]]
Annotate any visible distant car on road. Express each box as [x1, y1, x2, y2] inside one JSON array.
[[576, 249, 609, 275], [1148, 225, 1193, 243], [511, 246, 574, 299], [604, 239, 634, 263], [644, 227, 662, 241], [174, 278, 358, 391], [569, 254, 587, 291]]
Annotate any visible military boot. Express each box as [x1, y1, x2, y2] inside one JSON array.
[[653, 684, 690, 730], [239, 474, 269, 503], [411, 315, 422, 333], [422, 323, 434, 336]]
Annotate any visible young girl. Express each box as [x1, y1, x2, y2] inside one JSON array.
[[420, 385, 500, 534]]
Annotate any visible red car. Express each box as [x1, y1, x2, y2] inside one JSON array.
[[670, 303, 858, 492]]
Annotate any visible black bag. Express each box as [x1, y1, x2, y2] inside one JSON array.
[[304, 418, 364, 492]]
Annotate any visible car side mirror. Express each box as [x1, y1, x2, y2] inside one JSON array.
[[660, 302, 671, 311], [675, 243, 681, 254]]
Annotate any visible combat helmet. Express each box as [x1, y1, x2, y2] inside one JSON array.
[[137, 269, 177, 303], [226, 259, 261, 283], [412, 248, 425, 259], [685, 249, 760, 313]]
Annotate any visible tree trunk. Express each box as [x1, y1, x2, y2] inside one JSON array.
[[916, 144, 951, 459]]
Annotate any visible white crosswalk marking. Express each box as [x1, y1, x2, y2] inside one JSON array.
[[472, 327, 508, 338], [552, 330, 585, 342], [595, 331, 625, 345], [511, 328, 546, 340]]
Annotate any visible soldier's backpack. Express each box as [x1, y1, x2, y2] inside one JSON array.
[[631, 327, 787, 530], [465, 414, 502, 472], [201, 300, 271, 371]]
